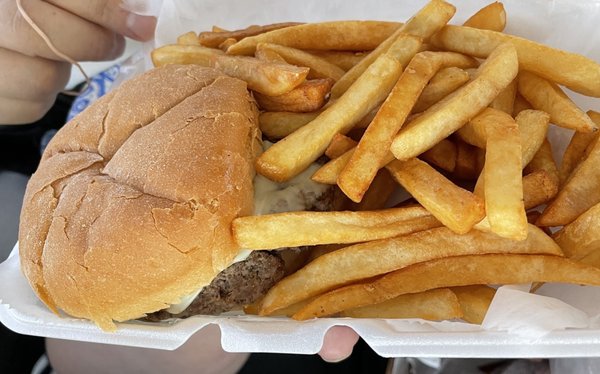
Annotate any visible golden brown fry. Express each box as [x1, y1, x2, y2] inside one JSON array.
[[309, 50, 367, 71], [311, 149, 354, 185], [581, 249, 600, 269], [412, 66, 470, 113], [292, 254, 600, 320], [525, 139, 559, 182], [490, 78, 517, 114], [255, 46, 287, 63], [226, 21, 401, 55], [325, 134, 357, 159], [233, 206, 440, 249], [553, 202, 600, 260], [341, 288, 462, 320], [523, 170, 560, 210], [484, 116, 527, 240], [211, 25, 228, 32], [420, 138, 457, 173], [463, 2, 506, 32], [256, 36, 416, 182], [331, 0, 456, 98], [391, 43, 518, 160], [259, 111, 321, 140], [257, 43, 345, 81], [199, 22, 303, 48], [339, 52, 477, 202], [176, 31, 200, 45], [430, 25, 600, 97], [218, 38, 237, 51], [387, 158, 485, 234], [518, 71, 597, 133], [452, 285, 496, 325], [260, 225, 561, 316], [538, 132, 600, 226], [559, 111, 600, 185], [253, 78, 334, 113], [151, 44, 309, 96]]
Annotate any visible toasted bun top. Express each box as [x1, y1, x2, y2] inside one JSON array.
[[18, 65, 260, 330]]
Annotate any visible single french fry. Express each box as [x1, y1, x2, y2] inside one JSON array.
[[259, 225, 561, 315], [387, 158, 485, 234], [151, 44, 309, 96], [226, 21, 401, 55], [199, 22, 303, 48], [338, 51, 477, 202], [452, 285, 496, 325], [218, 38, 237, 51], [420, 138, 457, 173], [292, 253, 600, 320], [537, 133, 600, 226], [559, 111, 600, 185], [325, 134, 357, 159], [484, 115, 527, 240], [255, 36, 415, 182], [490, 78, 517, 114], [518, 71, 597, 133], [177, 31, 200, 45], [259, 111, 321, 140], [391, 43, 518, 160], [233, 206, 440, 249], [463, 2, 506, 32], [523, 170, 560, 210], [340, 288, 462, 320], [253, 79, 334, 113], [331, 0, 456, 98], [553, 202, 600, 260], [412, 66, 470, 113], [211, 26, 228, 32], [430, 25, 600, 97], [309, 50, 367, 71], [257, 43, 345, 81]]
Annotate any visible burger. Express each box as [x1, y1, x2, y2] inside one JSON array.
[[18, 65, 331, 331]]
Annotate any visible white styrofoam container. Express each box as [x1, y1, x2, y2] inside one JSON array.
[[2, 0, 600, 357]]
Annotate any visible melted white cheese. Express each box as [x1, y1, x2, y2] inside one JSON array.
[[166, 142, 329, 314]]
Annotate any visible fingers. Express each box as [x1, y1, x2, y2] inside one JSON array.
[[318, 326, 360, 363], [0, 0, 125, 61], [0, 97, 55, 124], [46, 0, 157, 41], [0, 47, 70, 102]]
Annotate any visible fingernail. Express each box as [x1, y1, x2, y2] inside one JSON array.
[[126, 13, 157, 41]]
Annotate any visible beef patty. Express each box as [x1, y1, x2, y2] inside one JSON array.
[[146, 250, 285, 321]]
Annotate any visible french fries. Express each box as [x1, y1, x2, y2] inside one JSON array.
[[226, 21, 401, 55], [341, 288, 462, 321], [387, 158, 485, 234], [331, 0, 456, 98], [452, 285, 496, 325], [151, 44, 309, 96], [162, 2, 600, 324], [259, 225, 561, 315], [256, 35, 419, 182], [232, 206, 441, 249], [484, 114, 527, 240], [292, 255, 600, 320], [430, 25, 600, 97], [390, 43, 518, 161], [253, 78, 334, 113], [256, 43, 345, 81], [199, 22, 303, 48], [517, 71, 597, 133]]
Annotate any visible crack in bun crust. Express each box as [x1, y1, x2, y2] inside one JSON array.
[[18, 65, 261, 330]]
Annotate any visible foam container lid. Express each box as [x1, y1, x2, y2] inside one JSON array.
[[2, 0, 600, 357]]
